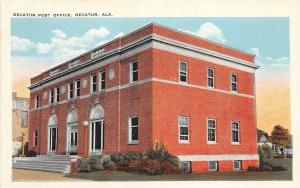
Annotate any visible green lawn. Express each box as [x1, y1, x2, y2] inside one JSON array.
[[66, 159, 292, 181]]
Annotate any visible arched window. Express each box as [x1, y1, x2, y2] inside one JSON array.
[[90, 104, 104, 120], [67, 109, 78, 124], [89, 104, 105, 154], [48, 114, 57, 152]]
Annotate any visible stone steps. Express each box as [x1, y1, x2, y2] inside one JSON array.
[[13, 155, 72, 173]]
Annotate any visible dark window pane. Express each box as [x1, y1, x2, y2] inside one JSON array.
[[95, 122, 102, 149], [132, 127, 138, 141], [132, 62, 138, 71], [131, 117, 138, 126], [232, 83, 237, 91], [208, 78, 214, 87], [132, 71, 138, 81], [232, 74, 237, 82], [51, 128, 56, 150], [180, 127, 188, 135], [91, 124, 94, 149], [208, 69, 214, 77], [180, 75, 187, 82]]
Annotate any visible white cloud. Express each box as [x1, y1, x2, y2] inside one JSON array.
[[114, 32, 125, 39], [180, 22, 226, 43], [11, 36, 34, 52], [249, 47, 260, 57], [37, 42, 52, 54], [82, 27, 110, 42], [52, 29, 66, 38]]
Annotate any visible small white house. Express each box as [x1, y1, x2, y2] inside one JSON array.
[[257, 135, 272, 147]]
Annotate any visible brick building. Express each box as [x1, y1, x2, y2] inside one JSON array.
[[12, 92, 29, 156], [28, 23, 259, 172]]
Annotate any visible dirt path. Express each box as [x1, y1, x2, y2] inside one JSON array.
[[12, 169, 91, 181]]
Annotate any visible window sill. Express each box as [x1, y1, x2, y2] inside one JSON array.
[[207, 142, 217, 145], [231, 142, 240, 145], [127, 141, 139, 145], [179, 141, 190, 144]]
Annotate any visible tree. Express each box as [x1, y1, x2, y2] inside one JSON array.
[[271, 125, 290, 147], [257, 128, 269, 141]]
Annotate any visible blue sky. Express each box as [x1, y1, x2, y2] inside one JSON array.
[[11, 17, 290, 85]]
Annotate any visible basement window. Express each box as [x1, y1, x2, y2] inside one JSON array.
[[180, 161, 191, 173]]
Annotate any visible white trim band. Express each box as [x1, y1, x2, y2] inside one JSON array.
[[177, 154, 259, 161]]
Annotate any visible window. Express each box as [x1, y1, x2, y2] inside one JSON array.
[[99, 71, 106, 91], [129, 116, 138, 143], [178, 116, 189, 143], [75, 80, 80, 97], [233, 160, 242, 171], [207, 68, 214, 88], [20, 111, 28, 128], [50, 89, 55, 104], [207, 119, 216, 143], [34, 130, 38, 147], [180, 161, 191, 173], [68, 82, 74, 99], [179, 61, 187, 83], [209, 161, 218, 171], [231, 73, 238, 92], [56, 87, 60, 102], [91, 74, 97, 93], [34, 95, 39, 109], [232, 121, 240, 143], [129, 61, 138, 83]]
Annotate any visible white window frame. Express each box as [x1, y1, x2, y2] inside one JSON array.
[[180, 161, 191, 172], [68, 82, 74, 99], [128, 116, 139, 144], [129, 61, 138, 83], [178, 115, 190, 144], [179, 61, 188, 83], [49, 88, 55, 104], [99, 71, 106, 92], [207, 67, 215, 88], [231, 121, 240, 144], [90, 74, 97, 94], [208, 161, 218, 171], [207, 118, 217, 144], [233, 160, 242, 171], [34, 95, 39, 109], [231, 73, 238, 92], [75, 80, 81, 97]]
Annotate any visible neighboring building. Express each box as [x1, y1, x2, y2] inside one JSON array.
[[28, 23, 259, 172], [257, 134, 272, 147], [12, 92, 29, 156]]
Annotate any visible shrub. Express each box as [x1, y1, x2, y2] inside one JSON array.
[[101, 155, 111, 166], [274, 153, 285, 159], [141, 159, 161, 175], [160, 160, 180, 175], [127, 160, 143, 173], [286, 154, 293, 158], [144, 141, 179, 166], [25, 150, 37, 157], [260, 165, 272, 172], [77, 158, 91, 172], [266, 159, 286, 171], [110, 151, 142, 163], [104, 161, 117, 170], [247, 166, 260, 171], [88, 155, 104, 171]]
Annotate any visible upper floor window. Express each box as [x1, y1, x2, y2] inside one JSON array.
[[75, 80, 81, 97], [34, 95, 40, 109], [55, 87, 60, 102], [207, 119, 216, 143], [99, 71, 106, 91], [232, 121, 240, 143], [128, 116, 138, 143], [207, 68, 214, 88], [50, 88, 55, 104], [231, 73, 238, 92], [68, 82, 74, 99], [178, 116, 189, 143], [34, 130, 38, 147], [91, 74, 97, 93], [129, 61, 138, 83], [179, 61, 187, 83]]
